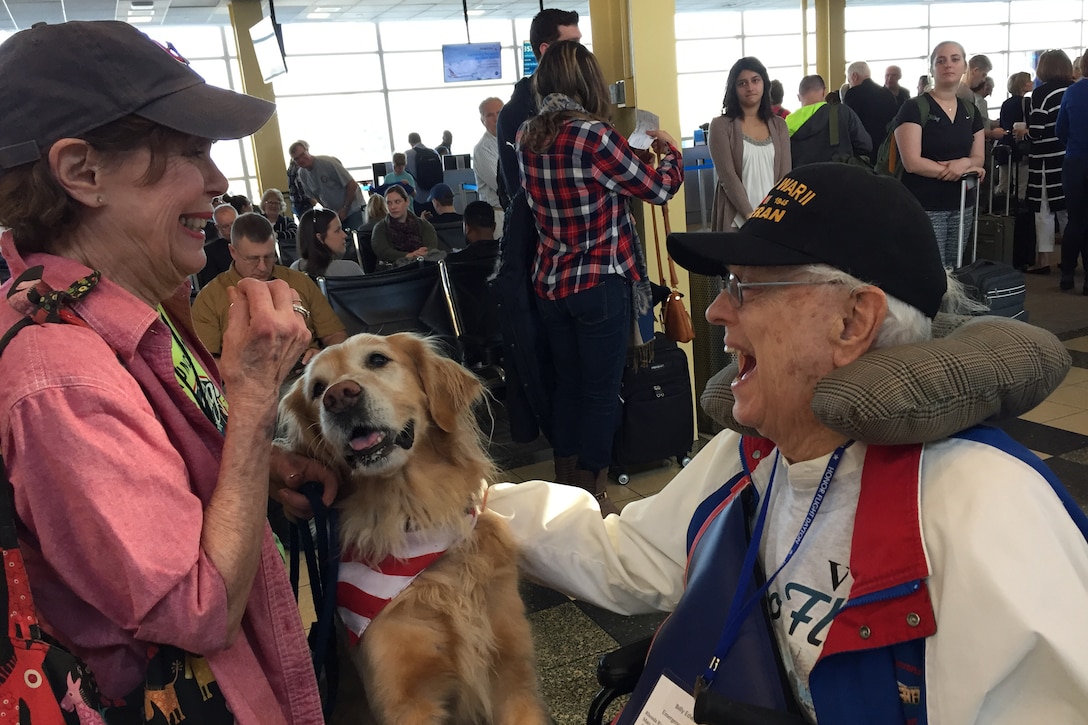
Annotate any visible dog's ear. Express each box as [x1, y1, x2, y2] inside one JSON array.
[[397, 334, 483, 433], [277, 374, 313, 450]]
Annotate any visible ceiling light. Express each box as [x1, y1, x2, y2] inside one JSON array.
[[307, 12, 331, 19], [315, 6, 341, 10], [466, 9, 486, 15], [130, 0, 154, 7], [128, 9, 154, 15], [129, 15, 154, 23]]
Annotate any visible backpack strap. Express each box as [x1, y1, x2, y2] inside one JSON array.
[[829, 104, 840, 148]]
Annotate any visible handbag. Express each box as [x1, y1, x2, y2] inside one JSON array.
[[650, 203, 694, 344], [0, 268, 234, 724]]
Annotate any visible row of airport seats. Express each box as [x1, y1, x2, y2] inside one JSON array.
[[316, 254, 504, 389], [354, 223, 468, 275]]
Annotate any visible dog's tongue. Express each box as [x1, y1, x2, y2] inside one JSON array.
[[350, 431, 385, 451]]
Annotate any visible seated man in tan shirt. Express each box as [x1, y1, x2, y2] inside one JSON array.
[[193, 212, 346, 365]]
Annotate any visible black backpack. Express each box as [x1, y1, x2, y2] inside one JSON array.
[[414, 146, 444, 190]]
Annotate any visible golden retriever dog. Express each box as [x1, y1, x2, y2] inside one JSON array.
[[279, 333, 549, 725]]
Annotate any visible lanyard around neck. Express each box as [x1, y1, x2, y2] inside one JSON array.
[[695, 438, 852, 696]]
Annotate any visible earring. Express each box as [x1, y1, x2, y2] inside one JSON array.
[[96, 195, 105, 205]]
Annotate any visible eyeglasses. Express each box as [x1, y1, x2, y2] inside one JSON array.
[[240, 253, 278, 266], [723, 272, 839, 308]]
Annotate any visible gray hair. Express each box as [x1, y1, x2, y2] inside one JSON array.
[[213, 203, 236, 222], [479, 96, 503, 115], [847, 61, 871, 79], [795, 264, 987, 349], [969, 54, 992, 72], [261, 187, 286, 206]]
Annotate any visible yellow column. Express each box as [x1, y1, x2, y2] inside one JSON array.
[[228, 0, 288, 194], [814, 0, 847, 90], [588, 0, 687, 268]]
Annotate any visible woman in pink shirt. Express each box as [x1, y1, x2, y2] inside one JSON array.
[[0, 21, 333, 724]]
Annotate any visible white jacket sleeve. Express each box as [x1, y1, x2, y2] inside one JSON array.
[[921, 438, 1088, 723], [487, 430, 745, 615]]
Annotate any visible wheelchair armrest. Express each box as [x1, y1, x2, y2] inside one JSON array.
[[597, 636, 651, 689], [587, 636, 652, 725]]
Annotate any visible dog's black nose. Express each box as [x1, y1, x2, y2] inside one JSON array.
[[323, 380, 362, 414]]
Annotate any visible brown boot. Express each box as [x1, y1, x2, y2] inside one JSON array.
[[571, 468, 620, 517], [553, 454, 578, 486]]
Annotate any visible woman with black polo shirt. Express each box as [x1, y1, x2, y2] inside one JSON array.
[[894, 40, 986, 268]]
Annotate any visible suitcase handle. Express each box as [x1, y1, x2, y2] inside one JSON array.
[[958, 171, 981, 268]]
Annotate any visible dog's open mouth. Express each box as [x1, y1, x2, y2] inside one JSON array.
[[344, 419, 415, 467]]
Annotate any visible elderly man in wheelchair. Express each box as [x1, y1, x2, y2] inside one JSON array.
[[488, 164, 1088, 725]]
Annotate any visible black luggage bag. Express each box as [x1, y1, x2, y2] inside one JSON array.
[[953, 169, 1028, 321], [611, 333, 694, 484], [976, 143, 1016, 266], [953, 258, 1028, 320], [977, 143, 1037, 269]]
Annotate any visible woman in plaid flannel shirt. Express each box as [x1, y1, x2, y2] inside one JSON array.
[[516, 41, 684, 515]]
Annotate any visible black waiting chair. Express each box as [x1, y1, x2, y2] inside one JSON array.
[[353, 229, 378, 274], [437, 258, 504, 391], [432, 221, 468, 254], [441, 254, 503, 367], [317, 262, 457, 355], [276, 238, 299, 269]]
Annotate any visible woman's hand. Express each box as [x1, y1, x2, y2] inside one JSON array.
[[270, 444, 339, 519], [647, 129, 679, 153], [406, 246, 429, 258], [220, 278, 312, 399], [937, 157, 972, 181]]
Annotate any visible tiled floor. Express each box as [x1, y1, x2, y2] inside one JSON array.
[[303, 264, 1088, 725]]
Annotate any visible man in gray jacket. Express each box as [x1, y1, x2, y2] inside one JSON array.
[[786, 75, 872, 168]]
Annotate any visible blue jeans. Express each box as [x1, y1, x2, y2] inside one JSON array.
[[535, 275, 631, 473]]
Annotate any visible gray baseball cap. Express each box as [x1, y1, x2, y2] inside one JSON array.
[[0, 20, 275, 174]]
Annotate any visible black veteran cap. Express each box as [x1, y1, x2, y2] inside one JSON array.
[[667, 163, 948, 318], [0, 21, 275, 175]]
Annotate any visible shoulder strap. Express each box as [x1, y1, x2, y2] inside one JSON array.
[[0, 317, 32, 359], [959, 96, 975, 120], [916, 94, 930, 123], [0, 263, 111, 543]]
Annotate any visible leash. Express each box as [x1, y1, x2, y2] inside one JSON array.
[[289, 481, 341, 719]]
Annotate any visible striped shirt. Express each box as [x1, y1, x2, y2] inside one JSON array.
[[1027, 80, 1073, 208], [517, 119, 683, 300]]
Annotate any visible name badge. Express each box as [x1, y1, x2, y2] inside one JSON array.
[[634, 671, 696, 725]]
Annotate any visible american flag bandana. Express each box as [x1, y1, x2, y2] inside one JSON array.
[[336, 510, 478, 644]]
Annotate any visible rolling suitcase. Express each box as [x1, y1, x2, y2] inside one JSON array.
[[975, 146, 1015, 266], [975, 143, 1037, 268], [954, 172, 1028, 320], [953, 259, 1027, 320], [611, 333, 694, 484]]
